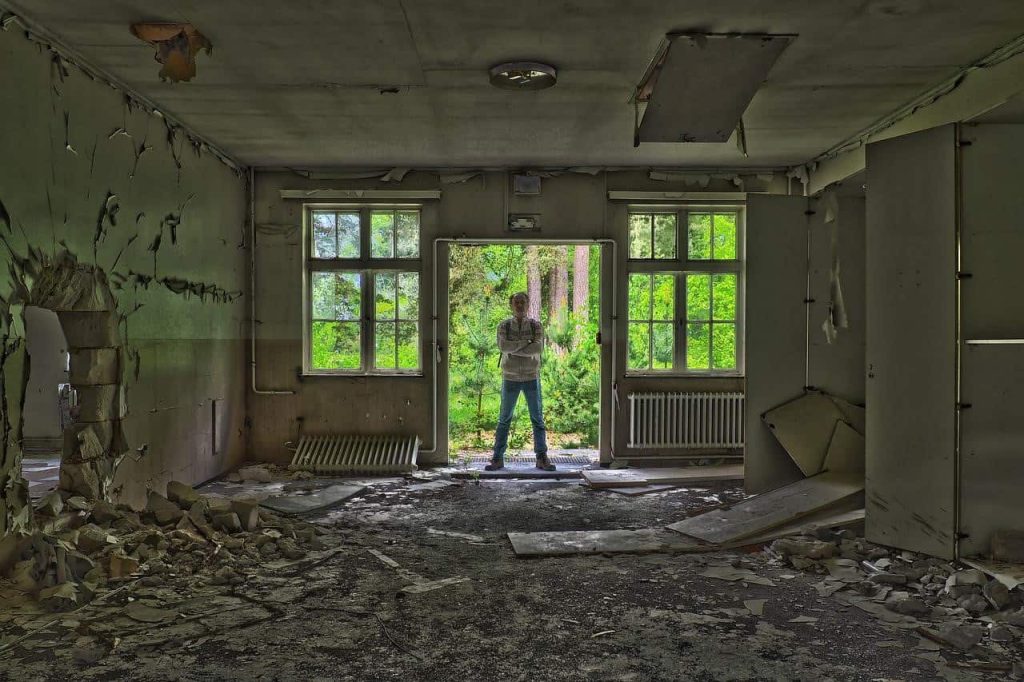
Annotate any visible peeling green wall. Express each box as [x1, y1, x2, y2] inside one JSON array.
[[0, 24, 248, 530]]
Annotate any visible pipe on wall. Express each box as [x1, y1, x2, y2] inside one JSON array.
[[250, 168, 295, 396]]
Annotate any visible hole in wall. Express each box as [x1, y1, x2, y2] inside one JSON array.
[[20, 306, 70, 501]]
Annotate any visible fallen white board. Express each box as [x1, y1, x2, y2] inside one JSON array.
[[605, 484, 677, 496], [582, 464, 743, 489], [762, 393, 846, 476], [822, 421, 865, 474], [666, 472, 864, 545], [508, 529, 707, 557]]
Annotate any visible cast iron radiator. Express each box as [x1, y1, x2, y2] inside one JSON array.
[[289, 435, 420, 475], [627, 392, 744, 449]]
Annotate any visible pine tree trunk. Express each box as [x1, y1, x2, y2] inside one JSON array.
[[554, 245, 569, 329], [572, 245, 590, 342], [572, 245, 589, 318], [526, 245, 542, 320]]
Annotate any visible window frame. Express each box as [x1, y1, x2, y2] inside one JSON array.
[[303, 203, 424, 376], [625, 205, 745, 377]]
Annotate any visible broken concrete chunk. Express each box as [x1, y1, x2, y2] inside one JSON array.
[[89, 500, 120, 525], [868, 572, 908, 586], [166, 481, 201, 508], [36, 491, 65, 517], [213, 513, 242, 533], [230, 500, 260, 532], [65, 496, 92, 512], [888, 596, 930, 616], [204, 497, 233, 515], [770, 538, 836, 560], [11, 558, 39, 592], [823, 558, 864, 583], [935, 623, 984, 651], [983, 579, 1010, 610], [109, 551, 140, 578], [237, 465, 273, 483], [944, 569, 988, 593], [60, 462, 101, 499], [125, 601, 175, 623], [146, 491, 184, 525], [990, 624, 1015, 642], [957, 593, 990, 615], [75, 524, 116, 554], [38, 582, 78, 610]]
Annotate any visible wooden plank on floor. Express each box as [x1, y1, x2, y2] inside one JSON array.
[[604, 484, 677, 496], [508, 528, 709, 557], [582, 464, 743, 489], [731, 508, 866, 547], [665, 471, 864, 544]]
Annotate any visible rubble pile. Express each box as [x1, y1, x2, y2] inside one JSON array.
[[767, 530, 1024, 661], [1, 481, 329, 612]]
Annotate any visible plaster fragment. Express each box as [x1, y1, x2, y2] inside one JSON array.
[[131, 23, 212, 83]]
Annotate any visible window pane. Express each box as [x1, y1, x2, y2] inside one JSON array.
[[687, 323, 710, 370], [628, 273, 652, 320], [653, 214, 676, 259], [712, 273, 737, 321], [686, 273, 710, 321], [652, 323, 674, 370], [312, 211, 336, 259], [338, 212, 360, 258], [371, 211, 395, 258], [312, 272, 360, 320], [375, 273, 397, 320], [628, 214, 652, 259], [312, 321, 360, 370], [712, 323, 737, 370], [712, 213, 737, 260], [628, 323, 651, 370], [397, 322, 419, 369], [336, 273, 361, 320], [398, 272, 419, 319], [688, 213, 711, 260], [375, 322, 397, 369], [396, 211, 420, 258], [312, 272, 337, 319], [652, 274, 674, 321]]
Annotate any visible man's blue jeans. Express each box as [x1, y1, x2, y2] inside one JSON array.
[[492, 379, 547, 462]]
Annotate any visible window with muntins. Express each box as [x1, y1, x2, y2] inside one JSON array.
[[305, 206, 422, 374], [626, 208, 744, 375]]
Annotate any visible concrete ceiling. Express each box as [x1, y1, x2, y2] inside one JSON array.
[[8, 0, 1024, 169]]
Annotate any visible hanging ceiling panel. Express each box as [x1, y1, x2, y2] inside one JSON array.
[[637, 33, 795, 144]]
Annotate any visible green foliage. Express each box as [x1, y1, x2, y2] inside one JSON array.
[[447, 244, 601, 451], [629, 213, 676, 260]]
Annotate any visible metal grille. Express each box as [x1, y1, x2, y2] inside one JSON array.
[[290, 435, 419, 475], [627, 392, 744, 449]]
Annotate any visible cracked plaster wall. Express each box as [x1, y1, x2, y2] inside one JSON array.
[[0, 25, 247, 534]]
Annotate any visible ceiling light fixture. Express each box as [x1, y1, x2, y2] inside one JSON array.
[[489, 62, 557, 90]]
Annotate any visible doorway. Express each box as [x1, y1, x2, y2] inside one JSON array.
[[21, 306, 72, 500], [447, 243, 602, 465]]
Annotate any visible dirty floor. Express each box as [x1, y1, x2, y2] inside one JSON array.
[[2, 476, 1008, 681]]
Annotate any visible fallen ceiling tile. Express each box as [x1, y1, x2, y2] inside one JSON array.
[[636, 33, 794, 144]]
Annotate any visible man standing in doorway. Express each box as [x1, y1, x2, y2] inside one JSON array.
[[488, 292, 556, 471]]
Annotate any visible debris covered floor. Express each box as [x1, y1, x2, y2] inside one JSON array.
[[1, 474, 1019, 681]]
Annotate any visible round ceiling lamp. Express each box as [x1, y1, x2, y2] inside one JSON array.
[[489, 62, 557, 90]]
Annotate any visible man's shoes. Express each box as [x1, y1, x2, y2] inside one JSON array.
[[535, 454, 556, 472], [484, 459, 504, 471]]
